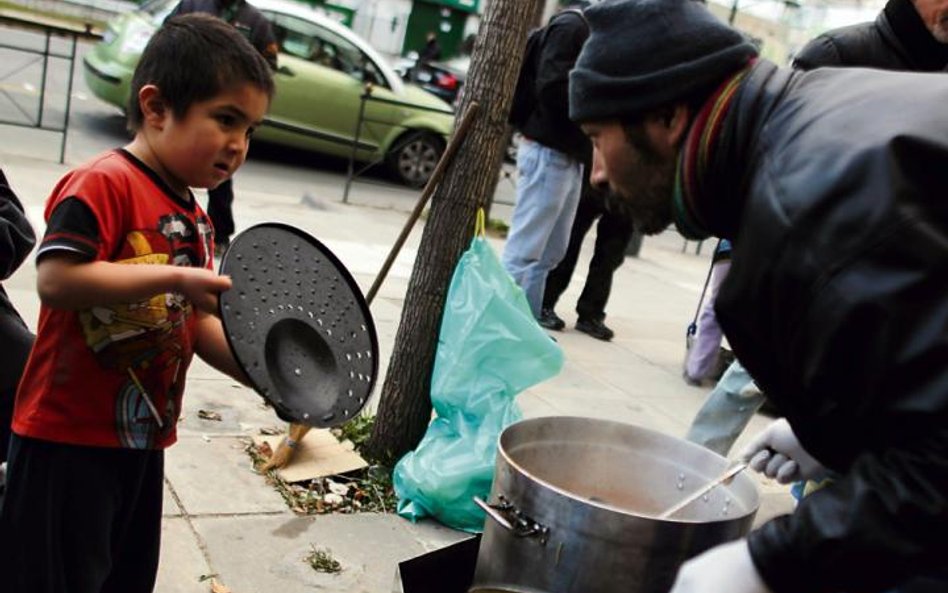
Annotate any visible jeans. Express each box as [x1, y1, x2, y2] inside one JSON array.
[[685, 359, 765, 456], [502, 139, 583, 317], [543, 186, 635, 321]]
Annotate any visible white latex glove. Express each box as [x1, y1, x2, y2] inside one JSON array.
[[740, 418, 828, 484], [669, 539, 772, 593]]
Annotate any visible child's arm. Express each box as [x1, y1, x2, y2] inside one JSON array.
[[193, 310, 251, 386], [37, 252, 231, 314]]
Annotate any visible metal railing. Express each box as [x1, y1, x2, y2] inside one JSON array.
[[0, 15, 99, 163], [342, 82, 454, 203]]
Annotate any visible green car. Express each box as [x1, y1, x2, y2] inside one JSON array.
[[83, 0, 455, 186]]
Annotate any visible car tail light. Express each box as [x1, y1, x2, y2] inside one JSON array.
[[435, 72, 458, 91]]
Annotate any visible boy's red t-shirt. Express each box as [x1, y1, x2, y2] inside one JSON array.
[[13, 149, 215, 449]]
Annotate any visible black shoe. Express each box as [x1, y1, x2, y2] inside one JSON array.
[[537, 308, 565, 331], [213, 239, 230, 258], [576, 318, 614, 341]]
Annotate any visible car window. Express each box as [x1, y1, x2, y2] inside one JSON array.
[[265, 11, 388, 88]]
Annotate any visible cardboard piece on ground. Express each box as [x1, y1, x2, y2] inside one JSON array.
[[253, 429, 367, 483]]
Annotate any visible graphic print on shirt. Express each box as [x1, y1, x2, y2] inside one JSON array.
[[77, 214, 212, 448]]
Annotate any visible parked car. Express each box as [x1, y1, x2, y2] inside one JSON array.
[[394, 53, 521, 164], [83, 0, 455, 187], [393, 53, 468, 106]]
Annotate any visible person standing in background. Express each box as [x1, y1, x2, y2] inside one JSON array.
[[418, 31, 442, 65], [540, 171, 634, 341], [165, 0, 278, 254], [792, 0, 948, 71], [502, 1, 591, 322]]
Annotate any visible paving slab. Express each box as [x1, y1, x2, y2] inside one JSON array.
[[194, 514, 467, 593], [164, 436, 290, 516], [155, 517, 212, 593]]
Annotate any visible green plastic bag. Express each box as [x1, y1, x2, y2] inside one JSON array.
[[394, 211, 564, 532]]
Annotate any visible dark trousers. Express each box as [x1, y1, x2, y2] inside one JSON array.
[[0, 315, 33, 463], [543, 189, 635, 321], [0, 435, 164, 593], [208, 177, 235, 245]]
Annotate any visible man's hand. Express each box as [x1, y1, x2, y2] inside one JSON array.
[[740, 418, 827, 484], [670, 539, 772, 593], [176, 268, 232, 315]]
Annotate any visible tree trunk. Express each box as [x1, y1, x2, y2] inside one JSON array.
[[363, 0, 543, 466]]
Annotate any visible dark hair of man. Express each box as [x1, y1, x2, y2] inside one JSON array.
[[127, 13, 275, 131]]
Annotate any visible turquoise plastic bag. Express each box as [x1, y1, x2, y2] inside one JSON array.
[[393, 211, 564, 532]]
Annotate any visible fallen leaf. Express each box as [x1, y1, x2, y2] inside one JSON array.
[[259, 426, 282, 435], [258, 441, 273, 458], [210, 578, 232, 592], [198, 410, 223, 421]]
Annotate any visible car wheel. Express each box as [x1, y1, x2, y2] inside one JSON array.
[[387, 131, 443, 188]]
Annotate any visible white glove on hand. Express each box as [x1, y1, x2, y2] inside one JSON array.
[[740, 418, 827, 484], [669, 539, 772, 593]]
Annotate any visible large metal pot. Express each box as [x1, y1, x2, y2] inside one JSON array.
[[470, 416, 759, 593]]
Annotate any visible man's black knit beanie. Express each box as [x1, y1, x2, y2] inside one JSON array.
[[569, 0, 758, 122]]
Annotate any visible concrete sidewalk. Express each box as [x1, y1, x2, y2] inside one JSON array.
[[0, 150, 794, 593]]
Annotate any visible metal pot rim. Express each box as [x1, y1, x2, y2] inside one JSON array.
[[496, 416, 759, 523]]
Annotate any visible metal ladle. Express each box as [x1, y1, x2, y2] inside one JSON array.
[[658, 461, 748, 519]]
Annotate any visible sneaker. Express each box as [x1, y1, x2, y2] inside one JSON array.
[[575, 318, 614, 341], [537, 308, 565, 331], [213, 239, 230, 259]]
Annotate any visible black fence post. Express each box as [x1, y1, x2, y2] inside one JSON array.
[[343, 83, 372, 204]]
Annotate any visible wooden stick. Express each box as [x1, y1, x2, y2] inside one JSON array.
[[365, 101, 481, 305], [265, 103, 482, 471]]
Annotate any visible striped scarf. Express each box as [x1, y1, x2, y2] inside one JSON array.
[[673, 64, 754, 240]]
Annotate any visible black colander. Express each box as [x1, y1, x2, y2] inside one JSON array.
[[218, 223, 378, 427]]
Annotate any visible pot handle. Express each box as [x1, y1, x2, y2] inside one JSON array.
[[473, 495, 549, 544]]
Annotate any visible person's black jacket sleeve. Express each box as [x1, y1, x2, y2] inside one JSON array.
[[792, 34, 844, 69], [0, 169, 35, 282], [715, 63, 948, 593]]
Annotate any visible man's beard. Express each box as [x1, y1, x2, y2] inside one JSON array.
[[614, 125, 676, 235]]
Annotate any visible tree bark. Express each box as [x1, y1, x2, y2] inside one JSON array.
[[363, 0, 543, 466]]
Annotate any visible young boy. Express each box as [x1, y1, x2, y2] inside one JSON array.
[[0, 14, 274, 592]]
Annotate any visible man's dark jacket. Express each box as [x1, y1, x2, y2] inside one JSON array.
[[520, 10, 590, 161], [694, 61, 948, 593], [167, 0, 278, 68], [0, 170, 35, 394], [793, 0, 948, 71]]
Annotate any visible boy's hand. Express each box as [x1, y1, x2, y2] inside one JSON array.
[[176, 268, 232, 315]]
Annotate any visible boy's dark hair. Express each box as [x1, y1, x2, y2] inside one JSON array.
[[127, 14, 275, 131]]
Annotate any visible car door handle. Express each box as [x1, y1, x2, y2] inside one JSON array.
[[277, 65, 295, 77]]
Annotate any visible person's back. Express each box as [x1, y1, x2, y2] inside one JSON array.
[[793, 0, 948, 71], [501, 1, 592, 320], [168, 0, 278, 68], [519, 6, 591, 160], [0, 15, 275, 592]]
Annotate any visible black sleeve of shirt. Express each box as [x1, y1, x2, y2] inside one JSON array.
[[0, 170, 36, 281], [38, 197, 101, 263]]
